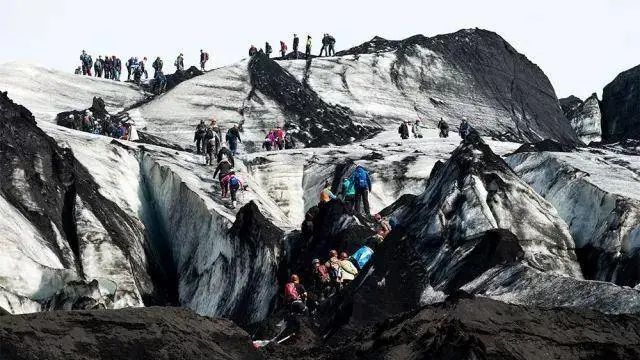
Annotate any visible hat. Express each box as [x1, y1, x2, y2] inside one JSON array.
[[312, 259, 320, 265]]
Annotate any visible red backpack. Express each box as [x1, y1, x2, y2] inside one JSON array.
[[284, 282, 300, 302]]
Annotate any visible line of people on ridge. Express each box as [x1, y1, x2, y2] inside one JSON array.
[[397, 116, 473, 141], [65, 110, 139, 141], [249, 33, 337, 59]]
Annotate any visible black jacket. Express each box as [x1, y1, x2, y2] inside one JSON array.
[[226, 127, 241, 143], [213, 160, 233, 178], [293, 37, 299, 49], [217, 148, 235, 167]]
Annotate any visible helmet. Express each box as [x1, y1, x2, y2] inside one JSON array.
[[290, 274, 299, 282], [340, 252, 348, 259], [374, 214, 382, 221], [312, 259, 320, 265]]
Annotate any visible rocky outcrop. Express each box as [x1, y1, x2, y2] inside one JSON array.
[[601, 65, 640, 142], [247, 53, 382, 146], [0, 307, 260, 360], [274, 294, 640, 360], [560, 93, 602, 144], [0, 91, 156, 313]]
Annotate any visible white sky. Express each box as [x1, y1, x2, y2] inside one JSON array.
[[1, 0, 638, 99]]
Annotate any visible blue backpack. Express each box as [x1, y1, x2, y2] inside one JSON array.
[[354, 167, 369, 189], [229, 176, 240, 187]]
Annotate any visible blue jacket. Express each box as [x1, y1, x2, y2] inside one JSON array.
[[351, 245, 373, 269], [350, 166, 371, 191]]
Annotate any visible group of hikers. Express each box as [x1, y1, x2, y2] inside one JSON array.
[[397, 116, 472, 140], [249, 33, 337, 59], [262, 127, 295, 151], [65, 110, 139, 141], [76, 49, 212, 94], [285, 165, 392, 314]]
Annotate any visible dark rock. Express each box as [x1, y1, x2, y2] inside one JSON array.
[[601, 64, 640, 142], [0, 307, 261, 360], [559, 95, 583, 114], [164, 66, 204, 92], [247, 52, 382, 147], [340, 29, 580, 144], [277, 296, 640, 360], [512, 139, 577, 153]]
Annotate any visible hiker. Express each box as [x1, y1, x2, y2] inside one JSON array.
[[140, 57, 148, 79], [226, 172, 244, 208], [248, 45, 258, 57], [226, 125, 242, 155], [340, 177, 356, 211], [311, 259, 331, 300], [351, 243, 374, 270], [459, 117, 471, 140], [319, 34, 328, 57], [412, 119, 423, 138], [339, 252, 358, 286], [80, 50, 93, 76], [374, 213, 391, 239], [325, 250, 343, 287], [213, 159, 233, 196], [398, 121, 410, 139], [194, 120, 206, 154], [265, 42, 272, 58], [204, 127, 220, 165], [200, 49, 209, 71], [274, 126, 285, 150], [280, 41, 288, 57], [217, 145, 235, 167], [438, 117, 449, 138], [292, 34, 300, 59], [104, 55, 112, 79], [319, 181, 337, 204], [152, 57, 163, 78], [263, 131, 275, 151], [284, 131, 296, 149], [350, 165, 372, 216], [94, 56, 104, 77], [132, 59, 142, 85], [112, 56, 122, 80], [305, 35, 312, 58], [126, 57, 134, 81], [175, 53, 184, 71], [327, 34, 336, 56], [284, 274, 308, 315], [153, 70, 167, 94]]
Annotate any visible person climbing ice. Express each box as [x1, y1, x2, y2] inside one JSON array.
[[194, 120, 206, 154], [226, 125, 242, 155], [350, 165, 372, 217]]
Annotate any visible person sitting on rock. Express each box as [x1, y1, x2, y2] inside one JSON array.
[[213, 159, 233, 196], [398, 121, 410, 140], [194, 120, 206, 154], [438, 117, 450, 138], [319, 181, 337, 204], [374, 213, 391, 239], [338, 252, 358, 286], [284, 274, 308, 315]]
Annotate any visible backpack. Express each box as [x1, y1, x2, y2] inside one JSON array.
[[205, 52, 209, 61], [355, 167, 368, 189], [229, 176, 240, 187], [284, 283, 300, 302]]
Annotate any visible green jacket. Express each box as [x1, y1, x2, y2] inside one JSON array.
[[342, 178, 356, 197]]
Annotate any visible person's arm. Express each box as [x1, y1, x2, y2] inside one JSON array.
[[328, 190, 337, 200], [213, 164, 220, 178]]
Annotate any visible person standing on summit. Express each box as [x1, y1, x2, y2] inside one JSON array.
[[350, 165, 372, 217], [175, 53, 184, 72], [94, 56, 104, 77], [292, 34, 300, 59], [280, 41, 288, 57], [200, 49, 209, 71], [265, 42, 272, 58], [319, 34, 328, 57], [152, 57, 163, 78], [80, 50, 93, 76], [305, 35, 312, 59], [327, 34, 336, 56]]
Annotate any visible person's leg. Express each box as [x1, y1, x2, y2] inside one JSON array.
[[362, 190, 370, 216], [354, 189, 362, 213]]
